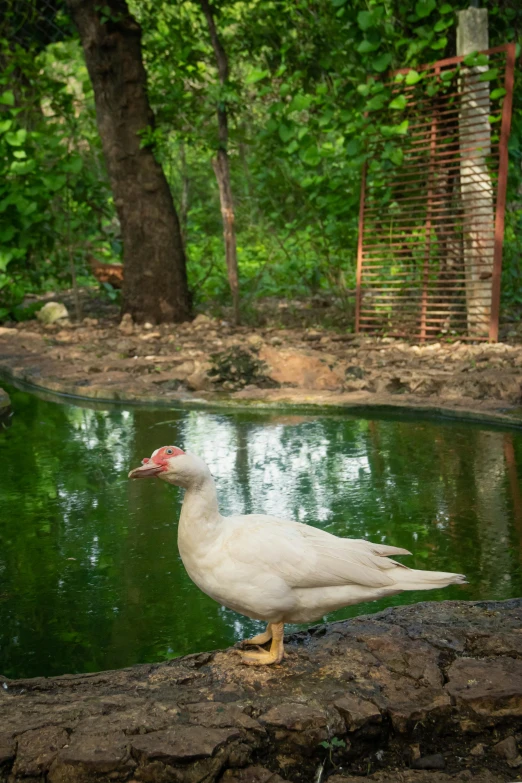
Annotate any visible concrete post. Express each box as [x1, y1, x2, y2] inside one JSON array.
[[457, 7, 493, 337]]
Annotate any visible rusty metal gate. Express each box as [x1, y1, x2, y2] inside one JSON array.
[[355, 44, 516, 341]]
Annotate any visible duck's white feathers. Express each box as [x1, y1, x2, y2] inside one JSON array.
[[224, 515, 410, 590]]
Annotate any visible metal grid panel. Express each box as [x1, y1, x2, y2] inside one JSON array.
[[356, 44, 516, 342]]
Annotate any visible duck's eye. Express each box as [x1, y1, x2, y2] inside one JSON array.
[[166, 448, 173, 455]]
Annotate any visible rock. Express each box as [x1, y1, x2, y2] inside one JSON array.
[[13, 726, 69, 777], [186, 362, 212, 391], [412, 754, 445, 770], [82, 317, 98, 326], [0, 733, 15, 765], [246, 333, 264, 348], [445, 657, 522, 727], [118, 313, 134, 335], [334, 694, 381, 730], [130, 726, 239, 764], [329, 772, 505, 783], [259, 345, 345, 390], [260, 703, 326, 732], [492, 735, 518, 760], [193, 314, 213, 327], [2, 600, 522, 783], [36, 302, 69, 324], [48, 731, 134, 781], [222, 767, 291, 783], [469, 742, 486, 756]]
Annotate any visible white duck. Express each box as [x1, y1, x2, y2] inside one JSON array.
[[129, 446, 466, 666]]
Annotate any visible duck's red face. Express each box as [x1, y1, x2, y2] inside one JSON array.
[[128, 446, 185, 479]]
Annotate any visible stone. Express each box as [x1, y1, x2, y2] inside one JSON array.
[[412, 754, 445, 770], [36, 302, 69, 324], [49, 731, 134, 781], [492, 735, 518, 760], [260, 703, 326, 731], [12, 726, 69, 777], [119, 313, 134, 335], [222, 766, 291, 783], [2, 600, 522, 783], [184, 702, 262, 732], [469, 743, 486, 756], [445, 657, 522, 726], [0, 733, 15, 765], [259, 346, 345, 390], [334, 694, 381, 730], [130, 726, 239, 764], [193, 314, 213, 327], [186, 362, 212, 391]]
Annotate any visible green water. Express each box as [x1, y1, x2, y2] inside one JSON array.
[[1, 385, 521, 679]]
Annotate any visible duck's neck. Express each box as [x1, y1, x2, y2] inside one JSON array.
[[178, 472, 222, 543]]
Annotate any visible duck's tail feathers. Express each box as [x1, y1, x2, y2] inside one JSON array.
[[394, 568, 467, 591]]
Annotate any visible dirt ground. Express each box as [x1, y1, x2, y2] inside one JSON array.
[[0, 289, 521, 426]]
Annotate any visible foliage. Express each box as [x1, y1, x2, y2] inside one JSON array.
[[0, 32, 118, 318], [208, 346, 278, 389], [1, 0, 521, 323]]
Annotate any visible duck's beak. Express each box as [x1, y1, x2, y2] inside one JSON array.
[[128, 461, 163, 479]]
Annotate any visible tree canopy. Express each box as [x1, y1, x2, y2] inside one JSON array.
[[1, 0, 521, 324]]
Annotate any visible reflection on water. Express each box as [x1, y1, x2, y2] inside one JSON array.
[[0, 386, 521, 678]]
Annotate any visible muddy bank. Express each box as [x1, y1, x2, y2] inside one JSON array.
[[1, 599, 522, 783], [1, 314, 522, 425]]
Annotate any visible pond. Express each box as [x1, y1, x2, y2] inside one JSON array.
[[1, 384, 521, 679]]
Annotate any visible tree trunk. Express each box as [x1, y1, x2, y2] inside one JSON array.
[[198, 0, 240, 325], [67, 0, 191, 324]]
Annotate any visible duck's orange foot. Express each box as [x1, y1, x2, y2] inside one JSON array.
[[241, 623, 273, 647], [238, 622, 284, 666], [239, 646, 284, 666]]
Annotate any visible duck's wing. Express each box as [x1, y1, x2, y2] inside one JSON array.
[[224, 515, 410, 590]]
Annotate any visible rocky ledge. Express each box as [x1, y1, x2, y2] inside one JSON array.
[[2, 600, 522, 783]]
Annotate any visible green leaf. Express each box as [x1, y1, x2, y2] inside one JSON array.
[[440, 69, 455, 81], [415, 0, 435, 18], [357, 39, 380, 54], [490, 87, 507, 100], [0, 119, 12, 134], [0, 91, 14, 106], [245, 69, 269, 85], [5, 128, 27, 146], [434, 18, 452, 31], [278, 123, 294, 143], [389, 148, 404, 165], [463, 52, 488, 67], [299, 145, 321, 166], [0, 250, 13, 272], [389, 94, 407, 110], [357, 83, 370, 97], [288, 94, 312, 112], [366, 94, 386, 111], [357, 10, 373, 30], [346, 139, 361, 156], [405, 70, 421, 85], [373, 53, 392, 72], [431, 37, 447, 50], [10, 159, 36, 175], [440, 3, 453, 12], [479, 68, 499, 82]]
